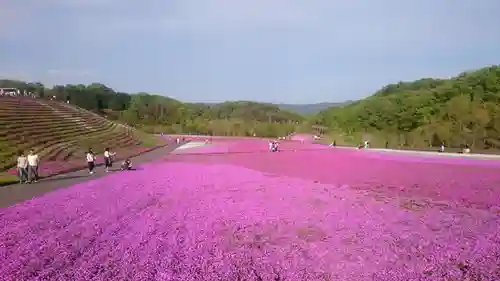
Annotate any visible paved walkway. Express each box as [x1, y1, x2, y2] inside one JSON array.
[[0, 143, 183, 208], [368, 147, 500, 160]]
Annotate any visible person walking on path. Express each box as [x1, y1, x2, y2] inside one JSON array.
[[16, 151, 28, 183], [103, 148, 116, 172], [27, 150, 40, 183], [86, 149, 96, 175]]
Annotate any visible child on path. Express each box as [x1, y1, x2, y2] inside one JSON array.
[[17, 151, 28, 183], [86, 149, 96, 174]]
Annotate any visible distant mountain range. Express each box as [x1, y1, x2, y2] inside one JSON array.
[[197, 101, 352, 115], [277, 101, 353, 115]]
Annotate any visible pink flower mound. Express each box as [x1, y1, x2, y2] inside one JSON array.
[[3, 145, 500, 280], [171, 140, 329, 160], [1, 162, 499, 280], [172, 144, 500, 209]]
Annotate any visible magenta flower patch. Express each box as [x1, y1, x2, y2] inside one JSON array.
[[1, 139, 500, 280]]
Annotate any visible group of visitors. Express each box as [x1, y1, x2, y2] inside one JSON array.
[[439, 143, 470, 154], [269, 140, 280, 152], [16, 148, 134, 183], [85, 148, 133, 174], [0, 88, 71, 103], [16, 150, 40, 184], [0, 88, 36, 98]]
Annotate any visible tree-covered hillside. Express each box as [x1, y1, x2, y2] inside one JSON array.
[[0, 81, 303, 137], [5, 64, 500, 148], [314, 65, 500, 149]]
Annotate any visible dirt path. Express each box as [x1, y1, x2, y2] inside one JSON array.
[[0, 143, 184, 208]]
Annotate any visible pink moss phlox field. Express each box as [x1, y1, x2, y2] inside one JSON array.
[[172, 140, 500, 209], [1, 140, 500, 280]]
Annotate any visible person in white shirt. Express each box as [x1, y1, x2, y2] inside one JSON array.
[[463, 144, 470, 154], [103, 148, 116, 172], [17, 151, 28, 183], [86, 149, 96, 174], [27, 150, 39, 183]]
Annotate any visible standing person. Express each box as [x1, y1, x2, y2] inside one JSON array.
[[86, 149, 96, 174], [27, 149, 39, 183], [439, 143, 445, 153], [17, 151, 28, 183], [103, 148, 116, 172]]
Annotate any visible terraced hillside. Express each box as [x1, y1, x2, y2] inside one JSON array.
[[0, 97, 167, 180]]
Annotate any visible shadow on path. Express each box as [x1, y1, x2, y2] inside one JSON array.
[[0, 143, 183, 208], [39, 175, 90, 183]]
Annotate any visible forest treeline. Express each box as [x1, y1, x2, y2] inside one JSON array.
[[314, 65, 500, 149], [2, 65, 500, 148], [0, 80, 304, 137]]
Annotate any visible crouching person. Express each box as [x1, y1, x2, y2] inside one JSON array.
[[121, 158, 133, 171]]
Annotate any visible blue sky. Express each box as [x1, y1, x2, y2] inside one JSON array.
[[1, 0, 499, 104]]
